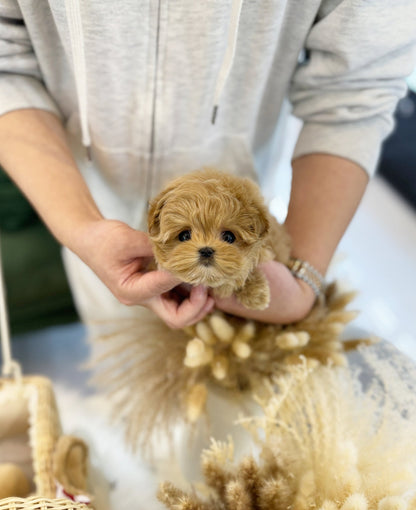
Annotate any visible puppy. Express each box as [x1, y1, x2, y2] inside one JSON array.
[[148, 169, 291, 310]]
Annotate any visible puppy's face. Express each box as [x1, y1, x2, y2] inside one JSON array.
[[148, 171, 269, 288]]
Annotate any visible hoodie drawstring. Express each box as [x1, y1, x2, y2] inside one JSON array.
[[65, 0, 92, 159], [65, 0, 241, 142], [211, 0, 244, 124]]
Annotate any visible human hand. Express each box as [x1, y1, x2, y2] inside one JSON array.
[[74, 219, 214, 328], [214, 260, 316, 324]]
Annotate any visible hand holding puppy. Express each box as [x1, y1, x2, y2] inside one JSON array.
[[147, 168, 316, 324], [75, 219, 214, 328], [148, 169, 292, 310], [214, 258, 316, 323], [73, 169, 317, 327], [75, 213, 310, 327]]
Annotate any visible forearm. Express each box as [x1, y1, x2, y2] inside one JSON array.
[[284, 153, 369, 275], [0, 108, 103, 250]]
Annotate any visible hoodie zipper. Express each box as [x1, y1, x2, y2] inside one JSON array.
[[145, 0, 163, 212]]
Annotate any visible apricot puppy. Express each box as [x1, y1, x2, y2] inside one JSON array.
[[148, 169, 290, 310]]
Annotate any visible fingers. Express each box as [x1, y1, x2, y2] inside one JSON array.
[[215, 261, 316, 324], [77, 220, 160, 305], [150, 285, 215, 329], [118, 269, 181, 305], [177, 285, 215, 326], [214, 293, 248, 316]]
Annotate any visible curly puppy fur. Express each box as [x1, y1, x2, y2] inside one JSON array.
[[148, 169, 291, 310]]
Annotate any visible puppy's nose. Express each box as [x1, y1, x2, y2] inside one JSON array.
[[199, 247, 215, 259]]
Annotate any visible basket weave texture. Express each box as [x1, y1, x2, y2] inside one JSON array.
[[26, 377, 62, 498], [0, 376, 92, 509], [0, 498, 89, 510]]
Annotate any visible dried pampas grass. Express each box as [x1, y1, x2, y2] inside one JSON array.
[[89, 310, 196, 455], [182, 283, 373, 392], [91, 283, 373, 454], [158, 343, 416, 510]]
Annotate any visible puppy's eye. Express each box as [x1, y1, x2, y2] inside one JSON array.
[[221, 231, 236, 244], [178, 229, 192, 242]]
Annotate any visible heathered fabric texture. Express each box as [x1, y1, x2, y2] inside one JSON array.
[[0, 0, 415, 228]]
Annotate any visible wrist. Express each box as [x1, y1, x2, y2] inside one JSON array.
[[287, 257, 325, 299], [295, 277, 318, 308], [56, 209, 104, 251], [65, 216, 108, 263]]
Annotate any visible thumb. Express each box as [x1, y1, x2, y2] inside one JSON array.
[[125, 268, 181, 302]]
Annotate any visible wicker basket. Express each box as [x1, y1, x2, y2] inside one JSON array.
[[0, 231, 93, 508], [0, 375, 92, 508], [0, 498, 89, 510]]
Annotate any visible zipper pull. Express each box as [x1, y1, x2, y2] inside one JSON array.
[[211, 105, 219, 125]]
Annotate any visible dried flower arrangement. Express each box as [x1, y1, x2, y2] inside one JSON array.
[[158, 343, 416, 510], [91, 282, 373, 454]]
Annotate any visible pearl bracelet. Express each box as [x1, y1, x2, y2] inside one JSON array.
[[287, 257, 325, 298]]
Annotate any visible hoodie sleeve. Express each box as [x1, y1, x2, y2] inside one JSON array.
[[289, 0, 416, 176], [0, 1, 61, 118]]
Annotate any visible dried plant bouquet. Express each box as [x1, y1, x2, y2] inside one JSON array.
[[159, 343, 416, 510], [91, 283, 373, 454]]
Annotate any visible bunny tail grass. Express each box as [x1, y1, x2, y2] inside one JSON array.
[[159, 346, 416, 510]]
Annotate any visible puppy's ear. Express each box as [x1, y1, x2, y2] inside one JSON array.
[[238, 204, 270, 244], [237, 177, 270, 241], [249, 204, 270, 239], [148, 192, 167, 237]]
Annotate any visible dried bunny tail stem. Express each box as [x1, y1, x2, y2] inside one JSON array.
[[231, 340, 252, 359], [327, 289, 358, 311], [225, 479, 254, 510], [186, 383, 208, 423], [257, 475, 295, 510], [296, 347, 348, 366], [211, 355, 229, 381], [209, 313, 235, 342], [339, 494, 369, 510], [234, 321, 256, 343], [296, 285, 357, 326], [158, 482, 212, 510], [301, 322, 344, 336], [342, 337, 378, 351], [195, 321, 218, 345], [275, 331, 310, 349], [158, 482, 186, 508], [325, 310, 360, 324], [201, 437, 235, 498], [185, 338, 214, 368], [234, 456, 264, 508]]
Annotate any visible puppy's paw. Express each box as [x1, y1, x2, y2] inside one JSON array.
[[236, 270, 270, 310], [213, 284, 235, 300]]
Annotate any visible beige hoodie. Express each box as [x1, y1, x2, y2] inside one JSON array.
[[0, 0, 415, 230]]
